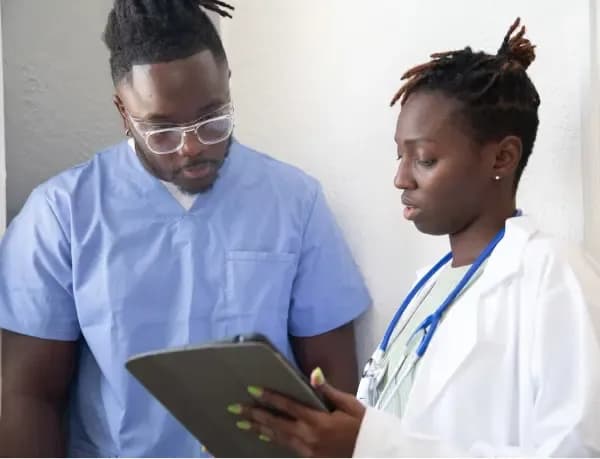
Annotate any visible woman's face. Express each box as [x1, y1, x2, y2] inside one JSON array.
[[393, 90, 500, 236]]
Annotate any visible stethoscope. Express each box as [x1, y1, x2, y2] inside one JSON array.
[[356, 211, 522, 409]]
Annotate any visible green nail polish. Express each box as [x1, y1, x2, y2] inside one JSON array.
[[259, 434, 271, 442], [311, 367, 326, 386], [227, 404, 242, 415], [247, 386, 263, 398], [236, 420, 251, 430]]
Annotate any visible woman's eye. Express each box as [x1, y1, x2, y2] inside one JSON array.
[[417, 159, 436, 167]]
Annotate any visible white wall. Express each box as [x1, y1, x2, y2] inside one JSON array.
[[222, 0, 589, 365], [582, 0, 600, 261]]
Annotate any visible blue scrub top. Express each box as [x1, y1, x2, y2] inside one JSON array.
[[0, 140, 371, 457]]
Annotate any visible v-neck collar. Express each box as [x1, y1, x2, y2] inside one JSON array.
[[122, 138, 242, 217]]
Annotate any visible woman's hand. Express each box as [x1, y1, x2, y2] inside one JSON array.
[[231, 368, 366, 457]]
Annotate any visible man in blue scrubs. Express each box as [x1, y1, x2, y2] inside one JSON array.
[[0, 1, 371, 456]]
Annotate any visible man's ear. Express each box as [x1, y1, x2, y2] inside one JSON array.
[[112, 94, 129, 134]]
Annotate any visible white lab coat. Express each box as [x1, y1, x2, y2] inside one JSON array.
[[353, 216, 600, 457]]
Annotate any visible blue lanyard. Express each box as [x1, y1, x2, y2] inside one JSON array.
[[379, 215, 518, 358]]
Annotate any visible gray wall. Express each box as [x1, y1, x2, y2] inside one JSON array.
[[2, 0, 121, 222]]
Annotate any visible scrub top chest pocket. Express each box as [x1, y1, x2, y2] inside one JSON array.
[[223, 250, 298, 323]]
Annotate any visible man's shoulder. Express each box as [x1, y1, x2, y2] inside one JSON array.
[[36, 141, 129, 200], [234, 141, 321, 195]]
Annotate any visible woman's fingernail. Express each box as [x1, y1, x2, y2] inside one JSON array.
[[247, 386, 263, 398], [227, 404, 242, 415], [259, 434, 271, 442], [310, 367, 326, 386], [236, 420, 251, 430]]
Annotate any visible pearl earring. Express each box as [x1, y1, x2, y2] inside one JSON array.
[[494, 175, 501, 181]]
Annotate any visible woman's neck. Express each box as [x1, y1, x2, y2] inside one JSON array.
[[449, 202, 516, 267]]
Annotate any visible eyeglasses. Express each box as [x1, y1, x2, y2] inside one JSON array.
[[126, 103, 234, 155]]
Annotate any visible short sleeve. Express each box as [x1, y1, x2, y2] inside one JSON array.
[[289, 184, 371, 336], [0, 187, 80, 341]]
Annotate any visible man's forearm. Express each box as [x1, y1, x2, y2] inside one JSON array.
[[292, 321, 360, 394], [0, 395, 66, 457], [316, 355, 359, 394]]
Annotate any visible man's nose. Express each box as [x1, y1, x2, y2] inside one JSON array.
[[178, 130, 209, 157]]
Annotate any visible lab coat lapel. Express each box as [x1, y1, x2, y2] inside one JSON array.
[[407, 215, 539, 414], [475, 216, 538, 296]]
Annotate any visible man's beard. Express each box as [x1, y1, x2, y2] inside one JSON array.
[[177, 144, 231, 195], [136, 136, 233, 195]]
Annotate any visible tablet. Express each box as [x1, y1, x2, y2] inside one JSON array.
[[125, 334, 329, 457]]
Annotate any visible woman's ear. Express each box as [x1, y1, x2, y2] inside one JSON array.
[[491, 135, 522, 181]]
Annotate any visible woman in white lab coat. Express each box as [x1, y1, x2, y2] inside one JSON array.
[[234, 18, 600, 457]]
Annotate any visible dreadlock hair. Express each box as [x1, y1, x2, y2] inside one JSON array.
[[103, 0, 234, 85], [391, 18, 540, 186]]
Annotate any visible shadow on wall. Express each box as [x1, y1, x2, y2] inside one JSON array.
[[2, 0, 122, 224]]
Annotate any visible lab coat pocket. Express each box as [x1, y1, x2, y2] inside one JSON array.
[[223, 250, 298, 322]]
